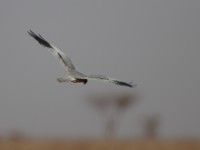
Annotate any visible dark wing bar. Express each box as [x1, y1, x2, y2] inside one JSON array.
[[28, 30, 53, 49], [113, 80, 135, 88]]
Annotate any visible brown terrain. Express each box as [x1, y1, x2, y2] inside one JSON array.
[[0, 139, 199, 150]]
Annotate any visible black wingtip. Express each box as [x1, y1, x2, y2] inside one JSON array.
[[28, 30, 53, 48], [114, 81, 137, 88]]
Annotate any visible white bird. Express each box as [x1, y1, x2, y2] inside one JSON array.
[[28, 30, 136, 88]]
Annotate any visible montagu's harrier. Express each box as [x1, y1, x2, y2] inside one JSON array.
[[28, 30, 136, 88]]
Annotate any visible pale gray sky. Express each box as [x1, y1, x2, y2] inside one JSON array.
[[0, 0, 200, 138]]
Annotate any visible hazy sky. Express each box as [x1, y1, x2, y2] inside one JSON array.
[[0, 0, 200, 138]]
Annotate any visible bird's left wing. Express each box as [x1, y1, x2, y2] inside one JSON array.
[[79, 75, 136, 88], [28, 30, 75, 73]]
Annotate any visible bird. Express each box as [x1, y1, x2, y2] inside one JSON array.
[[28, 30, 136, 88]]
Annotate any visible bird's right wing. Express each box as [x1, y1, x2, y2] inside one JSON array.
[[28, 30, 76, 73], [83, 75, 136, 88]]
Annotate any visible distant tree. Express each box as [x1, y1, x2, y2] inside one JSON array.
[[87, 91, 138, 138], [141, 114, 160, 138]]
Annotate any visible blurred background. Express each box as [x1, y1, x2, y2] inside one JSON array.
[[0, 0, 200, 148]]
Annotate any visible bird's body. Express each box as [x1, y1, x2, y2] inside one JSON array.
[[28, 30, 136, 88]]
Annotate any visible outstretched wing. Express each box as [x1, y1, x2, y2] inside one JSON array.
[[81, 75, 136, 88], [28, 30, 75, 73]]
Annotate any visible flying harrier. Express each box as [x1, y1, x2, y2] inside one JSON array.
[[28, 30, 136, 88]]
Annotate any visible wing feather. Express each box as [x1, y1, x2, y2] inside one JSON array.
[[28, 30, 75, 72]]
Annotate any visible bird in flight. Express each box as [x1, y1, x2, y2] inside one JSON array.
[[28, 30, 136, 88]]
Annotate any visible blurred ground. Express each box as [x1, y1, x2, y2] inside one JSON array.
[[0, 139, 199, 150]]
